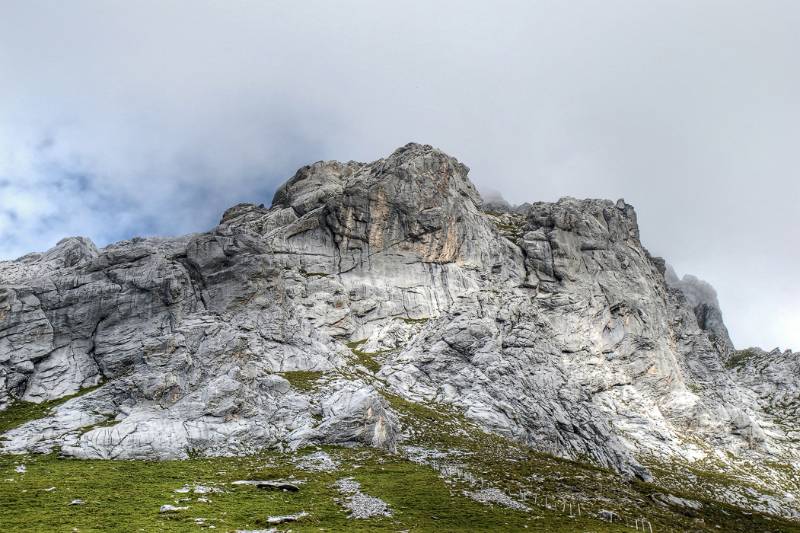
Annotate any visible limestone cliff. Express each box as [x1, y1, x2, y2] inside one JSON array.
[[1, 143, 797, 514]]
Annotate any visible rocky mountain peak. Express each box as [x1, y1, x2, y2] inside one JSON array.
[[2, 143, 799, 520], [665, 265, 734, 352], [271, 142, 480, 218]]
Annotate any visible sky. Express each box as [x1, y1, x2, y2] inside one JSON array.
[[0, 1, 798, 349]]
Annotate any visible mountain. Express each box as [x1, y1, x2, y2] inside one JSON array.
[[1, 143, 799, 529]]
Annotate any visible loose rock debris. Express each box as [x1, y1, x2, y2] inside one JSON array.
[[295, 450, 339, 472], [334, 477, 392, 519], [267, 510, 309, 525], [464, 488, 530, 511]]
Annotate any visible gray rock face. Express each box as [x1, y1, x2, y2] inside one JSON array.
[[651, 492, 703, 510], [1, 143, 797, 498], [726, 347, 800, 441], [665, 266, 734, 353]]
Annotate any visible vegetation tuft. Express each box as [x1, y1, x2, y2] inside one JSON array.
[[0, 383, 104, 435], [279, 371, 326, 392], [299, 270, 329, 278], [725, 349, 757, 369], [397, 317, 430, 325], [345, 339, 388, 373]]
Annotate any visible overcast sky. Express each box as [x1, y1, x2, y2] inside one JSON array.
[[1, 1, 798, 349]]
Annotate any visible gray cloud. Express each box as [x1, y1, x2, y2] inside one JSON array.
[[1, 1, 798, 349]]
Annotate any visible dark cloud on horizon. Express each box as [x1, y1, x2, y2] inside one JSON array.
[[1, 0, 798, 349]]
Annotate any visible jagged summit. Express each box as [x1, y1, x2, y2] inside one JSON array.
[[665, 266, 734, 353], [272, 142, 478, 214], [2, 144, 799, 518]]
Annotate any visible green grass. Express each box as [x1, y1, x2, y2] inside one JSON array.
[[397, 317, 430, 325], [77, 417, 119, 436], [279, 371, 326, 392], [345, 339, 386, 373], [0, 447, 618, 533], [345, 339, 368, 349], [725, 349, 757, 369], [2, 441, 796, 533], [0, 383, 104, 434]]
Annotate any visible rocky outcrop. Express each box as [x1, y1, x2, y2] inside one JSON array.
[[725, 347, 800, 442], [1, 144, 797, 496], [665, 266, 734, 353]]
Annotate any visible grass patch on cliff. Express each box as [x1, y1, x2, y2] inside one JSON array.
[[0, 383, 104, 435], [396, 316, 430, 325], [346, 339, 382, 373], [725, 348, 757, 369], [77, 417, 120, 436], [279, 371, 326, 392]]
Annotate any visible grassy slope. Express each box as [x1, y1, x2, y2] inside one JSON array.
[[1, 383, 799, 531], [0, 448, 624, 533], [382, 393, 800, 533]]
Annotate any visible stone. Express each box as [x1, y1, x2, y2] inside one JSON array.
[[344, 492, 393, 519], [464, 488, 530, 511], [267, 511, 308, 525], [294, 450, 339, 472], [651, 492, 703, 510], [335, 478, 392, 519], [231, 479, 300, 491], [255, 481, 300, 492], [598, 509, 619, 522], [193, 485, 223, 494], [159, 504, 188, 513], [665, 266, 734, 352], [334, 477, 361, 494]]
